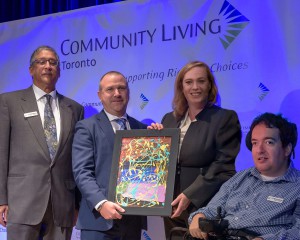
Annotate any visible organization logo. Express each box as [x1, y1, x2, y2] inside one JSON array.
[[257, 82, 270, 101], [218, 0, 250, 49], [60, 0, 251, 69], [140, 93, 149, 109]]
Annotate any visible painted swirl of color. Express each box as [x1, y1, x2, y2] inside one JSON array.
[[115, 136, 171, 208]]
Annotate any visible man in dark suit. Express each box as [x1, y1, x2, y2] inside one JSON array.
[[72, 71, 147, 240], [0, 45, 84, 240]]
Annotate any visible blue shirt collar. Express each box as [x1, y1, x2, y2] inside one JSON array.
[[250, 162, 298, 183]]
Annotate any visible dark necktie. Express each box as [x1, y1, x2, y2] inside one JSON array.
[[115, 118, 127, 130], [44, 94, 58, 160]]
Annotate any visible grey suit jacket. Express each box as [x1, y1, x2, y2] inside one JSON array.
[[0, 86, 84, 227]]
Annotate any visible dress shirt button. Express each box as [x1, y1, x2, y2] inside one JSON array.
[[234, 217, 239, 220]]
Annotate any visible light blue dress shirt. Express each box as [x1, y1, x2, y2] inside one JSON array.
[[189, 163, 300, 240]]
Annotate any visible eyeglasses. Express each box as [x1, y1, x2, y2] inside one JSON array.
[[103, 86, 128, 94], [32, 58, 59, 67]]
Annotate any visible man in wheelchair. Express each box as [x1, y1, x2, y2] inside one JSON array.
[[188, 113, 300, 240]]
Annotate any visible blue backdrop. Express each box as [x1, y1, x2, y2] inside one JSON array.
[[1, 0, 300, 239]]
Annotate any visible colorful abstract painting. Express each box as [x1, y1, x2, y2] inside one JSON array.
[[115, 136, 172, 208]]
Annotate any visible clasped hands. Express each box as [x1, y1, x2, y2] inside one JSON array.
[[189, 213, 264, 240]]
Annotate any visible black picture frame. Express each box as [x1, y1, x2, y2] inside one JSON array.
[[108, 128, 180, 216]]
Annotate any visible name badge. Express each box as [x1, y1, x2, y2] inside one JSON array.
[[24, 111, 38, 118], [267, 196, 284, 203]]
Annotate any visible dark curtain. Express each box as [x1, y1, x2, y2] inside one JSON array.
[[0, 0, 124, 23]]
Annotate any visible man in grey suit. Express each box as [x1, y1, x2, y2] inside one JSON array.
[[0, 45, 84, 240], [72, 71, 147, 240]]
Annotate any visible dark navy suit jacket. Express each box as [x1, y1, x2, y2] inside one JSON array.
[[72, 110, 147, 231]]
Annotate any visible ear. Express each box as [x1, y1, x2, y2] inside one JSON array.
[[245, 131, 252, 151], [97, 91, 102, 101], [208, 81, 212, 91], [57, 67, 61, 78], [29, 66, 34, 77], [284, 143, 292, 157]]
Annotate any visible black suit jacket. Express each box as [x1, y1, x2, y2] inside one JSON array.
[[162, 105, 241, 212]]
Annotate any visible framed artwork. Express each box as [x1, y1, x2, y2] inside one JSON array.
[[108, 128, 180, 216]]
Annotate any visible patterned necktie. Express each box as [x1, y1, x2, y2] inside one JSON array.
[[115, 118, 127, 130], [44, 94, 58, 160]]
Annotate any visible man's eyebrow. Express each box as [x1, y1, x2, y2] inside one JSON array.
[[252, 137, 277, 142]]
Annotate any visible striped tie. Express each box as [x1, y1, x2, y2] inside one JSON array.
[[115, 118, 127, 130]]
